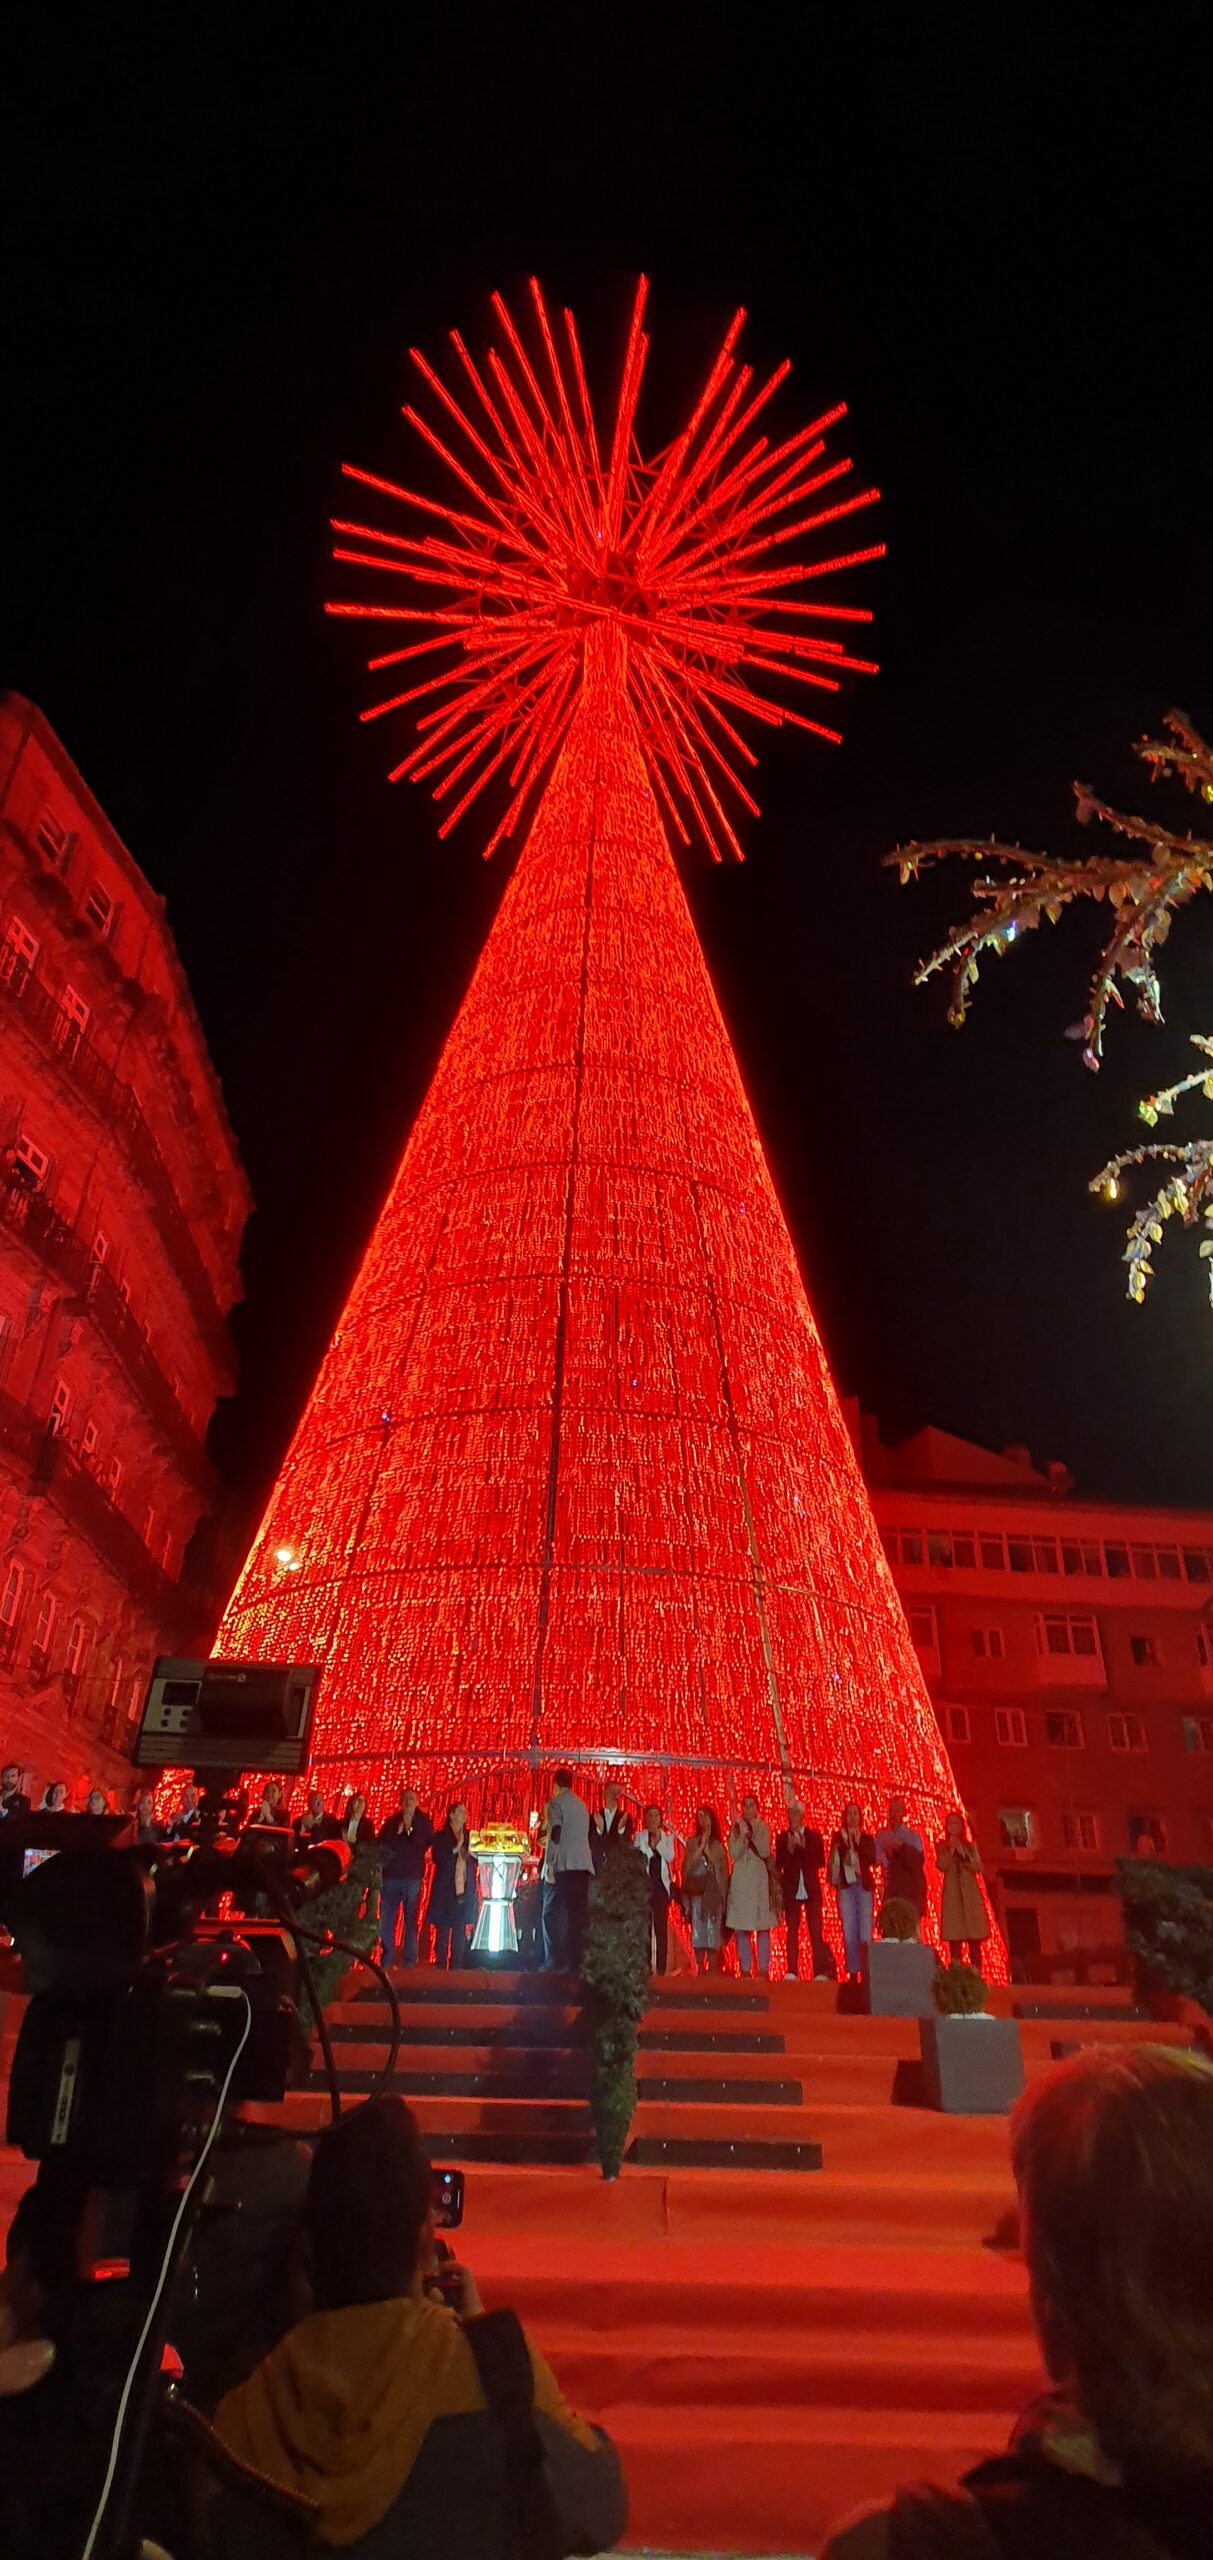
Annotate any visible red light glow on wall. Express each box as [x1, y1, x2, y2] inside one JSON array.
[[216, 283, 1000, 1966]]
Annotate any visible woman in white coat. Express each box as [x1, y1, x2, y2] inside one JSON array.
[[727, 1794, 774, 1976]]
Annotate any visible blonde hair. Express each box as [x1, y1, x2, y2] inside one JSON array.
[[1011, 2044, 1213, 2477]]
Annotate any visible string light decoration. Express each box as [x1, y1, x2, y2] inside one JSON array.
[[217, 281, 998, 1972], [895, 709, 1213, 1311]]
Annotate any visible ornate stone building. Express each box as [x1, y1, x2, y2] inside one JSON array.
[[0, 693, 250, 1794]]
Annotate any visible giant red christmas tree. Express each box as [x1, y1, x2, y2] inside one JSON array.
[[218, 281, 973, 1888]]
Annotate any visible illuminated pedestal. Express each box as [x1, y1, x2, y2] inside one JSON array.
[[471, 1848, 523, 1957]]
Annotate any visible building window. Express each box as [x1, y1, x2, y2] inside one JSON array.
[[1, 914, 40, 988], [1127, 1810, 1166, 1854], [1131, 1546, 1158, 1580], [1182, 1715, 1213, 1755], [35, 812, 74, 872], [979, 1534, 1006, 1571], [91, 1228, 111, 1266], [1061, 1809, 1101, 1852], [1155, 1546, 1182, 1581], [1038, 1613, 1099, 1659], [80, 1420, 99, 1463], [84, 882, 115, 937], [66, 1619, 87, 1677], [1, 1562, 25, 1627], [1108, 1712, 1148, 1753], [109, 1655, 125, 1708], [12, 1132, 51, 1188], [49, 1378, 71, 1437], [32, 1593, 56, 1659], [1061, 1539, 1103, 1577], [106, 1455, 123, 1499], [995, 1707, 1028, 1748], [1033, 1538, 1059, 1575], [1008, 1538, 1033, 1573], [926, 1530, 953, 1568], [127, 1671, 143, 1727], [899, 1531, 923, 1566], [953, 1533, 977, 1569], [142, 1505, 156, 1550], [998, 1805, 1036, 1852], [1129, 1633, 1161, 1668], [942, 1704, 971, 1745], [1045, 1710, 1084, 1748], [1183, 1549, 1212, 1583], [54, 984, 90, 1059], [970, 1626, 1005, 1660], [1105, 1543, 1131, 1579], [908, 1604, 938, 1652]]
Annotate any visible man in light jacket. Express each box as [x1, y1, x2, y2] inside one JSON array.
[[543, 1767, 594, 1972]]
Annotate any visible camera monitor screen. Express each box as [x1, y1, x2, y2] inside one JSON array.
[[134, 1658, 322, 1775]]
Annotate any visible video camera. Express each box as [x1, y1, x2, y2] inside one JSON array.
[[0, 1656, 386, 2559]]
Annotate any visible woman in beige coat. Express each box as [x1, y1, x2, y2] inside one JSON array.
[[727, 1794, 774, 1977], [936, 1809, 989, 1974]]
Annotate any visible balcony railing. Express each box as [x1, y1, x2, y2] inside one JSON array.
[[0, 1176, 215, 1490], [0, 1381, 188, 1624], [0, 959, 232, 1364]]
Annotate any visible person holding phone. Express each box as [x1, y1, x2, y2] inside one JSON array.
[[727, 1793, 774, 1976]]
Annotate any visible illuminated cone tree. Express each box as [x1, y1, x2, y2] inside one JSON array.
[[219, 280, 982, 1932]]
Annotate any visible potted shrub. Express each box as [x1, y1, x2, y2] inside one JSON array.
[[865, 1896, 936, 2017], [919, 1961, 1025, 2113]]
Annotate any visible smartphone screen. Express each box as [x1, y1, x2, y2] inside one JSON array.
[[431, 2165, 465, 2229]]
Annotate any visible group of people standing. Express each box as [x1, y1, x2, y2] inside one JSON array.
[[557, 1780, 990, 1982]]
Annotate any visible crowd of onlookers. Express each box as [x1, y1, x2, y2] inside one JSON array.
[[2, 1755, 993, 1981]]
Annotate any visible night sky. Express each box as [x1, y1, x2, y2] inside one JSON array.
[[5, 8, 1212, 1528]]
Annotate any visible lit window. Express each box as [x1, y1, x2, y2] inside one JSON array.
[[970, 1626, 1005, 1660], [91, 1229, 110, 1266], [1045, 1710, 1084, 1748], [1181, 1716, 1213, 1755], [35, 812, 74, 871], [1127, 1810, 1166, 1853], [1108, 1712, 1148, 1753], [943, 1704, 971, 1744], [106, 1455, 123, 1498], [66, 1619, 88, 1676], [32, 1593, 56, 1657], [979, 1535, 1006, 1571], [998, 1805, 1035, 1851], [995, 1707, 1028, 1748], [84, 882, 114, 937], [142, 1506, 156, 1549], [110, 1655, 125, 1708], [55, 985, 90, 1057], [127, 1671, 143, 1726], [1129, 1634, 1161, 1668], [1, 915, 39, 987], [1061, 1809, 1101, 1852], [49, 1378, 71, 1437], [81, 1421, 99, 1461], [1, 1562, 25, 1626]]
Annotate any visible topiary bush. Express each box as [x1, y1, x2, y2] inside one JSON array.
[[876, 1896, 922, 1942], [933, 1959, 988, 2016], [579, 1836, 652, 2178], [1115, 1856, 1213, 2015], [296, 1845, 384, 2026]]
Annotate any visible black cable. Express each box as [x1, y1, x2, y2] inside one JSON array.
[[289, 1922, 403, 2108]]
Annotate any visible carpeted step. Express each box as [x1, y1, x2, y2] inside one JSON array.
[[536, 2322, 1040, 2414], [328, 2016, 785, 2054], [312, 2063, 803, 2106], [628, 2135, 821, 2170]]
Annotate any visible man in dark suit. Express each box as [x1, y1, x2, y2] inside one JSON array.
[[775, 1802, 832, 1979], [0, 1765, 30, 1820], [589, 1783, 634, 1871]]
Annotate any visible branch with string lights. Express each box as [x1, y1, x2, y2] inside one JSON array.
[[890, 710, 1213, 1308]]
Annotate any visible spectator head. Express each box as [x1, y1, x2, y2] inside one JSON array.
[[135, 1791, 155, 1825], [944, 1808, 969, 1844], [267, 1781, 285, 1811], [788, 1800, 806, 1828], [694, 1805, 721, 1841], [1011, 2045, 1213, 2479], [1, 1764, 21, 1793], [308, 2095, 433, 2310], [742, 1793, 759, 1822], [553, 1767, 573, 1792], [42, 1780, 67, 1811], [308, 1791, 324, 1819], [842, 1802, 862, 1835], [86, 1789, 108, 1817], [447, 1800, 468, 1835], [888, 1796, 906, 1828], [400, 1787, 418, 1820], [642, 1803, 663, 1839], [348, 1792, 367, 1821], [181, 1784, 199, 1814], [602, 1783, 620, 1813]]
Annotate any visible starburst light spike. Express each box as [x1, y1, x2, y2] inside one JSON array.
[[330, 280, 883, 861]]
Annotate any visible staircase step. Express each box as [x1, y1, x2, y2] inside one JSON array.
[[629, 2135, 822, 2171], [329, 2017, 784, 2055], [315, 2065, 803, 2107]]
